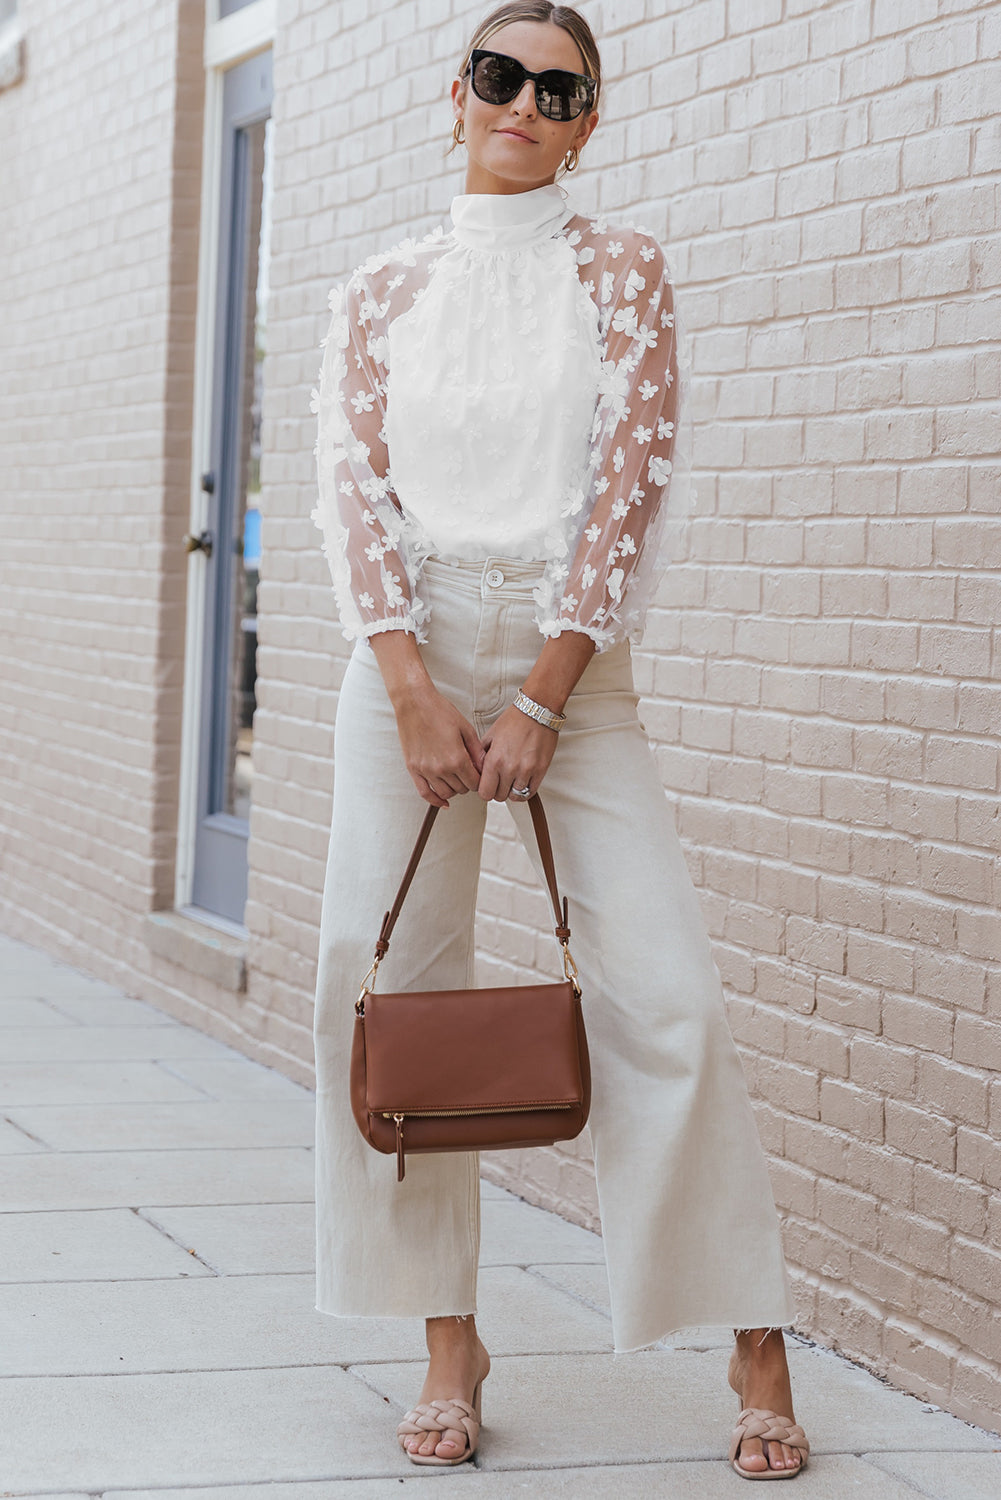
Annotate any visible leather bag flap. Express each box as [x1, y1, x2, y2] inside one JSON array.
[[363, 981, 584, 1114]]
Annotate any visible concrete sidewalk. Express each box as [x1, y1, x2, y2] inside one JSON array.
[[0, 932, 998, 1498]]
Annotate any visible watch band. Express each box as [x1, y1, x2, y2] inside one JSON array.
[[513, 689, 567, 733]]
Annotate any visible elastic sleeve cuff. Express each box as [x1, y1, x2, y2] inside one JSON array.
[[346, 616, 426, 646], [538, 617, 618, 653]]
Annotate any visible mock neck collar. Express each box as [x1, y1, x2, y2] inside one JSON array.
[[449, 182, 574, 251]]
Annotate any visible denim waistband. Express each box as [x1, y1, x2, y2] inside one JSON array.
[[422, 554, 545, 600]]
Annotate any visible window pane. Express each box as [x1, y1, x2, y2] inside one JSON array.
[[221, 113, 271, 821]]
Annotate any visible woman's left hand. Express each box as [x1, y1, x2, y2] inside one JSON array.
[[477, 705, 559, 802]]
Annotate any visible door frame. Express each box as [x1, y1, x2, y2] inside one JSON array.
[[175, 0, 276, 926]]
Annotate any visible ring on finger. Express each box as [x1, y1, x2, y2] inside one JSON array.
[[511, 784, 532, 799]]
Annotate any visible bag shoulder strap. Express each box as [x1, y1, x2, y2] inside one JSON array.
[[373, 794, 570, 963]]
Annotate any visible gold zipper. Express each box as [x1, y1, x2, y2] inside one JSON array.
[[385, 1104, 574, 1182], [382, 1103, 573, 1119]]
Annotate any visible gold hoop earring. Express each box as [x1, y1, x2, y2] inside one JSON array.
[[564, 146, 580, 173], [453, 119, 465, 147]]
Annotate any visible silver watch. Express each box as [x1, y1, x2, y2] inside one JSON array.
[[513, 689, 567, 733]]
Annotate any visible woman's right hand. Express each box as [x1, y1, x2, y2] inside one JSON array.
[[393, 680, 484, 808], [369, 632, 483, 808]]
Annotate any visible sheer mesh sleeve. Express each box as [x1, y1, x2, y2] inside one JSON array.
[[310, 274, 429, 642], [536, 228, 684, 652]]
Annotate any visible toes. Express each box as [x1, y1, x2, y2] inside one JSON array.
[[736, 1434, 803, 1473], [779, 1441, 801, 1470], [765, 1440, 799, 1471], [435, 1427, 467, 1458], [737, 1437, 768, 1472], [402, 1424, 468, 1461]]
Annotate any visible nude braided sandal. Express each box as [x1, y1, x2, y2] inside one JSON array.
[[396, 1378, 483, 1467], [729, 1406, 810, 1480], [728, 1329, 809, 1480]]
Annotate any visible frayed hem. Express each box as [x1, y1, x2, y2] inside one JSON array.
[[734, 1324, 792, 1348], [611, 1321, 797, 1357], [314, 1303, 478, 1321]]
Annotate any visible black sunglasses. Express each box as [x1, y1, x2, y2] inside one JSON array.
[[466, 48, 596, 122]]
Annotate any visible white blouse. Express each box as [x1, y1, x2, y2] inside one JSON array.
[[311, 182, 694, 652]]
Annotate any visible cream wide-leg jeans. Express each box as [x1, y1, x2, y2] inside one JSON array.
[[313, 556, 797, 1353]]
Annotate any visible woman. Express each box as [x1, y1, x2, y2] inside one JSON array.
[[311, 2, 810, 1480]]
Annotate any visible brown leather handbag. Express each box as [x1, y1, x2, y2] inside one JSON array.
[[350, 794, 591, 1181]]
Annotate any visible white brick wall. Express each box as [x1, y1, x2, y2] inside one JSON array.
[[1, 0, 999, 1432], [0, 0, 201, 928]]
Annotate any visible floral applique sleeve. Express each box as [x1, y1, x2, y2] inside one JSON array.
[[537, 227, 683, 651], [310, 271, 429, 643]]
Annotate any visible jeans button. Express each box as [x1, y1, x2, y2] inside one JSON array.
[[485, 568, 504, 588]]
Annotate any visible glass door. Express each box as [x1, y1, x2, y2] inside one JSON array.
[[190, 49, 272, 923]]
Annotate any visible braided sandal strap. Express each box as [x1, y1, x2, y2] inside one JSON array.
[[397, 1397, 480, 1454], [730, 1407, 810, 1467]]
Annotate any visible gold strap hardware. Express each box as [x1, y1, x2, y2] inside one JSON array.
[[355, 957, 381, 1017], [562, 941, 581, 996]]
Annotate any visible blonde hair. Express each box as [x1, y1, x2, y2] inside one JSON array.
[[452, 2, 602, 157]]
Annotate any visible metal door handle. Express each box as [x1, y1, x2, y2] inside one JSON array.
[[184, 530, 214, 558]]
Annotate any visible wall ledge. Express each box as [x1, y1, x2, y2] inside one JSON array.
[[144, 910, 247, 994]]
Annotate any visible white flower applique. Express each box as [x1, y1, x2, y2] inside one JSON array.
[[382, 572, 405, 609], [623, 269, 646, 301], [359, 297, 391, 325], [612, 306, 639, 337], [361, 473, 392, 502]]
